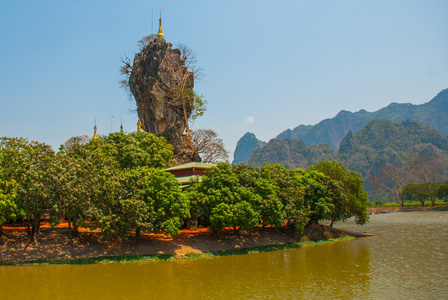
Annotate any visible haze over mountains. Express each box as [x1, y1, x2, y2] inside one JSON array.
[[233, 88, 448, 165], [232, 89, 448, 200]]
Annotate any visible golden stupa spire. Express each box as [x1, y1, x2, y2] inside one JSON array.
[[137, 119, 142, 132], [93, 121, 98, 140], [157, 12, 165, 39], [120, 120, 124, 133]]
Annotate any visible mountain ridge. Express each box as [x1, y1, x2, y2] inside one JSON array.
[[246, 119, 448, 200], [276, 88, 448, 150]]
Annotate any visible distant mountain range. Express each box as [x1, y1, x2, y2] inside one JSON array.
[[233, 88, 448, 164], [232, 89, 448, 200], [277, 89, 448, 149], [247, 119, 448, 200], [247, 119, 448, 170]]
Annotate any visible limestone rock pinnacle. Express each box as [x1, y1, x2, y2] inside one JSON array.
[[129, 38, 194, 147]]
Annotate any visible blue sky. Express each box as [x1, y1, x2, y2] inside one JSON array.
[[1, 1, 447, 159]]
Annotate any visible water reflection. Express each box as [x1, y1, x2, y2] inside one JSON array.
[[1, 212, 447, 299]]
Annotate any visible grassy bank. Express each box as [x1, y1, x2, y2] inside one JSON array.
[[0, 236, 354, 266], [367, 200, 448, 208]]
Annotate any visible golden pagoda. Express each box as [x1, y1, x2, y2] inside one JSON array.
[[93, 124, 98, 140], [157, 16, 165, 39]]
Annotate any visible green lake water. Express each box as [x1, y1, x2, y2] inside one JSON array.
[[1, 211, 447, 299]]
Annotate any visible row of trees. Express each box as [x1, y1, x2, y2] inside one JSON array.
[[187, 161, 368, 233], [1, 133, 369, 242], [370, 156, 448, 206]]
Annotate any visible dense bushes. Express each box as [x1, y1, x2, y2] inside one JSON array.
[[1, 133, 369, 240]]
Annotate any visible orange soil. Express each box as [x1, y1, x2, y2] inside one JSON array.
[[0, 223, 348, 263]]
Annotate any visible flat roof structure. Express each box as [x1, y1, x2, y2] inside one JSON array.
[[165, 162, 216, 189]]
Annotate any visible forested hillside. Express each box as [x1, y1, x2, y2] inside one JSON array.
[[246, 119, 448, 200], [276, 89, 448, 149]]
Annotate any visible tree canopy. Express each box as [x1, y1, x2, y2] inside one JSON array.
[[2, 134, 370, 241], [310, 161, 368, 226]]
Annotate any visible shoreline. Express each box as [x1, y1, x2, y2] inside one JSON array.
[[1, 236, 355, 266], [1, 225, 360, 265], [367, 205, 448, 214]]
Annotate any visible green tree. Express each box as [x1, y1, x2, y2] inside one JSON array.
[[74, 132, 173, 170], [402, 183, 435, 206], [254, 176, 284, 227], [232, 164, 259, 191], [407, 156, 445, 206], [233, 164, 285, 228], [257, 164, 308, 233], [0, 137, 56, 238], [187, 163, 260, 233], [437, 181, 448, 202], [119, 167, 189, 237], [310, 161, 369, 226], [299, 170, 336, 225], [0, 154, 20, 237], [51, 150, 113, 243]]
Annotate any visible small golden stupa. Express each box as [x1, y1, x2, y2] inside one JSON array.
[[137, 119, 142, 132], [157, 16, 164, 39], [93, 124, 98, 140]]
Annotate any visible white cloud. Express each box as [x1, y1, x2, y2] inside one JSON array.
[[246, 116, 254, 123]]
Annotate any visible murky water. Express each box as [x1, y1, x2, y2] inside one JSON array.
[[1, 212, 447, 299]]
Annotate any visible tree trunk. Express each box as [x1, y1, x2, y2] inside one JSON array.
[[330, 219, 335, 227], [30, 218, 37, 239], [25, 219, 30, 235], [67, 216, 73, 246], [0, 225, 3, 238], [73, 220, 79, 236], [36, 217, 41, 235]]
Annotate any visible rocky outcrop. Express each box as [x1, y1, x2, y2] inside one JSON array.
[[232, 132, 265, 164], [129, 36, 194, 147]]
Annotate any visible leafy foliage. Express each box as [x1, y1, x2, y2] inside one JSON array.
[[0, 154, 19, 235], [310, 161, 368, 225], [186, 163, 260, 233], [402, 183, 432, 206], [0, 137, 56, 237], [2, 132, 370, 242], [120, 168, 189, 236]]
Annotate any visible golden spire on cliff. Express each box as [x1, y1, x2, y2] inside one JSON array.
[[157, 10, 165, 39], [93, 121, 98, 140], [137, 119, 142, 132]]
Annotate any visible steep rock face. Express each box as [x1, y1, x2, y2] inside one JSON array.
[[232, 132, 265, 164], [129, 37, 194, 146]]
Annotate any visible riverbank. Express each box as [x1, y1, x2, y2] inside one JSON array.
[[0, 224, 358, 265], [367, 205, 448, 214]]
